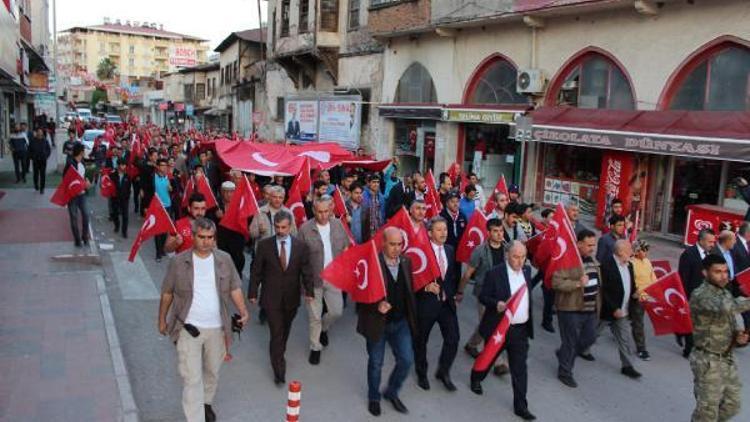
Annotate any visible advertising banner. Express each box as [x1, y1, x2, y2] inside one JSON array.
[[318, 99, 361, 150], [595, 151, 634, 230], [169, 46, 197, 67], [684, 205, 744, 246], [284, 99, 318, 142]]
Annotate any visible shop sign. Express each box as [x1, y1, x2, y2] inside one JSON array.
[[530, 126, 750, 162], [684, 205, 744, 246], [595, 151, 634, 230], [169, 46, 197, 67], [443, 109, 515, 124]]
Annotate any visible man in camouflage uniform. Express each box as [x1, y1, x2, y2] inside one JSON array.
[[689, 254, 750, 422]]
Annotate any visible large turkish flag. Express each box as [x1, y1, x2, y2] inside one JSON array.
[[320, 240, 386, 304], [50, 167, 87, 206], [456, 211, 489, 263], [641, 272, 693, 335], [128, 196, 176, 262]]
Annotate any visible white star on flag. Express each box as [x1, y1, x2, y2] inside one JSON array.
[[354, 267, 361, 278], [492, 332, 503, 345], [677, 307, 688, 315], [467, 240, 475, 248]]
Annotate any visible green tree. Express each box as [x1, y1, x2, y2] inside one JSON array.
[[91, 88, 108, 109], [96, 58, 117, 81]]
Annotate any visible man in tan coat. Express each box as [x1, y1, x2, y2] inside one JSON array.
[[249, 185, 297, 241], [298, 195, 351, 365]]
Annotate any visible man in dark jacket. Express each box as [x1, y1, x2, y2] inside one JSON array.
[[9, 124, 29, 183], [678, 228, 716, 357], [440, 191, 467, 249], [470, 240, 536, 421], [112, 161, 131, 238], [28, 127, 51, 194], [414, 217, 460, 392], [599, 240, 641, 379], [357, 227, 417, 417]]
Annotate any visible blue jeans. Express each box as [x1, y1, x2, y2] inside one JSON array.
[[366, 318, 414, 402]]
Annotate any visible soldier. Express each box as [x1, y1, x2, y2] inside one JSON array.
[[689, 254, 750, 422]]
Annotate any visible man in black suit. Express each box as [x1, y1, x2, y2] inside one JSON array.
[[249, 211, 314, 385], [357, 227, 418, 417], [404, 172, 427, 209], [440, 191, 467, 249], [385, 177, 408, 220], [678, 228, 716, 357], [731, 224, 750, 328], [599, 240, 641, 379], [414, 217, 460, 392], [112, 161, 131, 238], [470, 241, 536, 421]]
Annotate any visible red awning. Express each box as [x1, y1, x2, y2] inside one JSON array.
[[528, 107, 750, 162]]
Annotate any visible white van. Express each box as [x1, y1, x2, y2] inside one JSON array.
[[76, 108, 93, 122]]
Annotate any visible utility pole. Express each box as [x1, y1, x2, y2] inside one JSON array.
[[52, 0, 59, 124]]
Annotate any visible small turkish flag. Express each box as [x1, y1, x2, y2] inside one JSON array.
[[640, 272, 693, 335], [128, 196, 176, 262], [50, 167, 87, 206], [456, 211, 489, 263], [651, 260, 673, 279], [424, 169, 443, 218], [219, 175, 259, 240], [544, 203, 584, 288], [332, 185, 348, 218], [527, 227, 555, 270], [629, 210, 640, 242], [289, 157, 312, 200], [735, 268, 750, 296], [195, 175, 218, 210], [320, 240, 386, 304], [374, 208, 441, 291], [473, 283, 528, 372], [285, 186, 307, 228], [483, 174, 509, 214], [100, 168, 116, 198], [181, 177, 195, 209]]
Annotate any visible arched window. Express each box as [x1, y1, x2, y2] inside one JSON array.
[[465, 56, 527, 104], [666, 43, 750, 111], [395, 62, 437, 103], [549, 51, 635, 110]]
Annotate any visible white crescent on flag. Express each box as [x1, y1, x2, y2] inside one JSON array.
[[406, 246, 427, 274], [298, 150, 331, 163], [552, 237, 567, 260], [289, 202, 305, 214], [468, 227, 485, 244], [664, 287, 688, 314], [141, 215, 156, 232], [69, 179, 82, 190], [252, 152, 280, 167], [399, 228, 410, 252], [239, 195, 245, 210], [355, 259, 369, 290]]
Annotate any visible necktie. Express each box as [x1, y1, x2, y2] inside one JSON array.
[[279, 240, 287, 271], [438, 246, 447, 279]]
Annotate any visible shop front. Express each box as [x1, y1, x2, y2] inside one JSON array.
[[378, 105, 441, 176], [528, 106, 750, 241]]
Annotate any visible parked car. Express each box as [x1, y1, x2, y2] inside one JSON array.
[[76, 108, 93, 122], [105, 114, 123, 124], [81, 129, 108, 160]]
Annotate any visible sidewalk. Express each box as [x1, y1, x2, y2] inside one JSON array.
[[0, 188, 133, 422]]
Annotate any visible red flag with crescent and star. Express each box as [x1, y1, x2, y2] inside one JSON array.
[[128, 196, 176, 262], [181, 177, 195, 209], [332, 185, 348, 218], [651, 260, 673, 279], [195, 175, 218, 210], [100, 168, 117, 198], [424, 169, 443, 218], [640, 271, 693, 335], [50, 167, 87, 206], [373, 208, 440, 291], [543, 203, 584, 288], [473, 283, 528, 372], [483, 174, 509, 214], [320, 240, 386, 304], [219, 175, 259, 240], [456, 210, 489, 263], [289, 157, 312, 199], [285, 185, 307, 228], [736, 268, 750, 297]]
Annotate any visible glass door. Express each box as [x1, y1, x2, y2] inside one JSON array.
[[668, 158, 722, 235]]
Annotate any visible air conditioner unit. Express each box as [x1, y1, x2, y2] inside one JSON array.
[[516, 68, 545, 94]]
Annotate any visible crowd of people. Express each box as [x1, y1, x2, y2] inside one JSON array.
[[55, 120, 750, 422]]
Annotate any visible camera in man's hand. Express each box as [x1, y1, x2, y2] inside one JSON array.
[[231, 313, 244, 334]]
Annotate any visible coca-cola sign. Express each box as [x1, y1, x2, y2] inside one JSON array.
[[596, 151, 634, 230]]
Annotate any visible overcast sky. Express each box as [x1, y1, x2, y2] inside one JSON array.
[[55, 0, 268, 50]]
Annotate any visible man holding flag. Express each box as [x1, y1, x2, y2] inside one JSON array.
[[470, 241, 536, 421], [165, 193, 208, 257], [62, 143, 92, 247]]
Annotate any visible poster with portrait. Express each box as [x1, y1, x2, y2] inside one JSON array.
[[318, 99, 361, 150], [284, 99, 318, 143]]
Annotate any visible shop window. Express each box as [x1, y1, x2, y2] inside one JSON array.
[[395, 62, 437, 103], [668, 46, 750, 111], [196, 83, 206, 100], [552, 52, 634, 110], [321, 0, 339, 32], [724, 162, 750, 211], [299, 0, 309, 33], [467, 58, 526, 105]]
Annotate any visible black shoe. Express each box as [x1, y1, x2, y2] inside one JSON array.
[[558, 374, 578, 388], [83, 239, 90, 246], [675, 335, 684, 347], [541, 322, 555, 333], [39, 190, 44, 195], [417, 374, 430, 390], [435, 372, 456, 392], [204, 404, 216, 422], [514, 409, 537, 421], [493, 363, 509, 376], [320, 331, 329, 347], [682, 348, 691, 359], [113, 225, 119, 233], [637, 350, 651, 361], [156, 257, 162, 263], [309, 350, 321, 365], [470, 380, 483, 395], [386, 396, 408, 414], [34, 185, 38, 191], [621, 366, 642, 379], [274, 374, 285, 386], [74, 240, 82, 248], [464, 344, 480, 358], [578, 352, 595, 361], [368, 401, 381, 417], [122, 232, 127, 239]]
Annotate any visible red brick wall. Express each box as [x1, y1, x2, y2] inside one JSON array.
[[369, 0, 431, 35]]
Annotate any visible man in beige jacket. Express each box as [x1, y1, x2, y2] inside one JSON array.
[[298, 195, 350, 365]]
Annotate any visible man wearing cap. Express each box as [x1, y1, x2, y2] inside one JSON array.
[[508, 184, 521, 204], [440, 191, 467, 250]]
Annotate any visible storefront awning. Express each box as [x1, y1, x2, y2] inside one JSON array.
[[528, 107, 750, 162], [378, 104, 443, 120]]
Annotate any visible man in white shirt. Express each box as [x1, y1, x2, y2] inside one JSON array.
[[298, 195, 350, 365], [470, 241, 536, 421], [599, 240, 641, 380], [158, 217, 249, 422]]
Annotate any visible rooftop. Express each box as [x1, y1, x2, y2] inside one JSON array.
[[63, 22, 207, 42], [214, 28, 265, 52]]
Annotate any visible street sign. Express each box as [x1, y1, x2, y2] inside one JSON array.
[[515, 115, 533, 142]]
